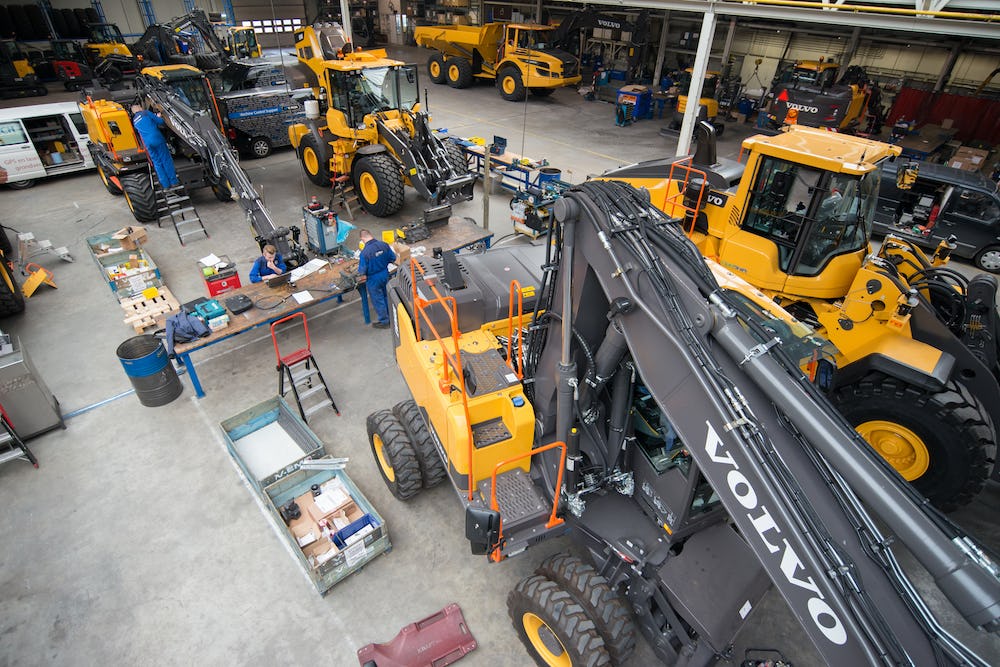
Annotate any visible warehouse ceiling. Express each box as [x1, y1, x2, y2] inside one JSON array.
[[565, 0, 1000, 40]]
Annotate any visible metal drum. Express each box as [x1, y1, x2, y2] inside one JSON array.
[[116, 335, 183, 407]]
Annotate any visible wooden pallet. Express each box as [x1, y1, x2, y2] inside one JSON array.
[[120, 287, 180, 333]]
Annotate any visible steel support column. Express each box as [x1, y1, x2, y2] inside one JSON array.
[[842, 26, 862, 65], [933, 42, 962, 93], [676, 8, 716, 156], [341, 0, 352, 42], [652, 10, 671, 89]]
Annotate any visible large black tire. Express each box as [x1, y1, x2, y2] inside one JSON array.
[[195, 52, 222, 70], [298, 135, 332, 186], [0, 260, 26, 317], [392, 399, 447, 489], [60, 8, 81, 38], [0, 7, 12, 38], [167, 53, 197, 66], [84, 7, 99, 25], [26, 5, 47, 39], [508, 575, 611, 667], [97, 164, 123, 195], [445, 57, 473, 89], [831, 373, 993, 512], [49, 7, 68, 38], [120, 172, 159, 222], [0, 227, 13, 257], [427, 53, 446, 84], [535, 553, 636, 665], [444, 142, 468, 175], [497, 67, 526, 102], [73, 9, 89, 34], [367, 409, 422, 500], [353, 153, 404, 218], [9, 5, 33, 40], [211, 181, 233, 202], [529, 87, 555, 97], [6, 178, 35, 189], [973, 245, 1000, 273]]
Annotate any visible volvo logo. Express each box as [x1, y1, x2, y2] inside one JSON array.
[[706, 192, 727, 207], [703, 421, 848, 646], [786, 102, 819, 114]]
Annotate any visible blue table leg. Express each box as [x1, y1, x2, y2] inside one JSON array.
[[359, 283, 370, 324], [178, 352, 205, 398]]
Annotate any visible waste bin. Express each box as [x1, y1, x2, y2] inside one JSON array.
[[116, 335, 183, 407]]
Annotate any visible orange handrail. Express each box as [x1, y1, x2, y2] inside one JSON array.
[[506, 280, 524, 378], [408, 259, 477, 499], [488, 441, 567, 562], [659, 157, 709, 237]]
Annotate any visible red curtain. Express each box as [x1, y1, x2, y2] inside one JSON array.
[[887, 87, 1000, 145]]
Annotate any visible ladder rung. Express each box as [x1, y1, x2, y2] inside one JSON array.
[[173, 207, 197, 216], [290, 368, 319, 384], [0, 432, 13, 445], [304, 399, 334, 416], [0, 449, 26, 464], [298, 384, 327, 400]]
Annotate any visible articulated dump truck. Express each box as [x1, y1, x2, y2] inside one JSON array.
[[414, 22, 580, 102]]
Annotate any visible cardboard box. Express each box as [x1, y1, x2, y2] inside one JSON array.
[[112, 226, 148, 250], [949, 146, 990, 172], [393, 241, 411, 263], [619, 84, 648, 94]]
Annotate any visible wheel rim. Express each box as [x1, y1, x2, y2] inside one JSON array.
[[123, 189, 134, 211], [522, 613, 571, 667], [98, 166, 111, 188], [978, 248, 1000, 271], [856, 420, 930, 480], [373, 434, 395, 482], [359, 171, 378, 204], [430, 61, 440, 78], [448, 64, 459, 82], [252, 139, 269, 157], [503, 75, 516, 95], [303, 146, 319, 176]]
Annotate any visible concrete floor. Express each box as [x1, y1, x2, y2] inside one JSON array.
[[1, 45, 999, 666]]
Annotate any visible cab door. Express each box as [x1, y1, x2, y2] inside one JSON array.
[[0, 119, 45, 185]]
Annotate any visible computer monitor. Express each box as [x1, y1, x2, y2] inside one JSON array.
[[266, 272, 292, 288]]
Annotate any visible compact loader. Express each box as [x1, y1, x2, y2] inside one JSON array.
[[365, 178, 1000, 666], [604, 123, 1000, 511], [288, 22, 474, 217]]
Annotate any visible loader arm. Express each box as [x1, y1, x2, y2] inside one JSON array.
[[537, 181, 1000, 663]]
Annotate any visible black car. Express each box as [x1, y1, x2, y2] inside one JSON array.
[[873, 159, 1000, 272]]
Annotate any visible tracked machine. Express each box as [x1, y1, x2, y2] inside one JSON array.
[[365, 176, 1000, 665], [603, 123, 1000, 512], [288, 21, 474, 217]]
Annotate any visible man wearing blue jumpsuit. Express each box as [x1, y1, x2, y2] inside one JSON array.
[[358, 229, 396, 329], [130, 104, 180, 188]]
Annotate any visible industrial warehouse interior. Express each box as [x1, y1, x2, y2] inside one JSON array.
[[1, 0, 1000, 665]]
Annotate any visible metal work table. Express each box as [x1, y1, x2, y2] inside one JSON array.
[[163, 219, 492, 398]]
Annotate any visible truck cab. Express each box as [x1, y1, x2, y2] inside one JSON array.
[[873, 159, 1000, 272]]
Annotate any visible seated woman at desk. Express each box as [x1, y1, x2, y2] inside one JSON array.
[[249, 244, 286, 283]]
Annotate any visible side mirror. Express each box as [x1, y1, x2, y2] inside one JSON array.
[[465, 506, 501, 555]]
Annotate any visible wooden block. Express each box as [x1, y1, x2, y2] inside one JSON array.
[[120, 286, 180, 332]]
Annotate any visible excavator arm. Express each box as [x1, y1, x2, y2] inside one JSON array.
[[529, 180, 1000, 663], [136, 73, 307, 265]]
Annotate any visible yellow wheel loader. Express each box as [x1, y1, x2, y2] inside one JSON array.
[[603, 123, 1000, 511], [288, 22, 474, 217]]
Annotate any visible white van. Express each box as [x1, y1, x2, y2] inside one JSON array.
[[0, 102, 95, 189]]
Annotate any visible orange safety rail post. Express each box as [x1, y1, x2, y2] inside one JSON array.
[[408, 259, 478, 500], [506, 280, 524, 378], [487, 441, 567, 562], [661, 157, 709, 237], [270, 311, 310, 363]]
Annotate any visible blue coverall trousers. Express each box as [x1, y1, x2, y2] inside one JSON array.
[[368, 270, 391, 325], [146, 142, 179, 188]]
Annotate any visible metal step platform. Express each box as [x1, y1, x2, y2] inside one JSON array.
[[476, 467, 548, 533]]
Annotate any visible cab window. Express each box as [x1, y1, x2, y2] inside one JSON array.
[[952, 188, 999, 222], [69, 113, 87, 136]]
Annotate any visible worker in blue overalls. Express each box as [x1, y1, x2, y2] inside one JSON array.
[[130, 104, 180, 188], [357, 229, 396, 329]]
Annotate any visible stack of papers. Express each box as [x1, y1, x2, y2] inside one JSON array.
[[290, 258, 329, 282]]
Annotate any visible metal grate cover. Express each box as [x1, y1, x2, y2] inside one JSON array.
[[471, 417, 511, 448], [477, 468, 548, 530], [463, 349, 518, 396]]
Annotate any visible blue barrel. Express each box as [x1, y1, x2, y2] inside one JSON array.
[[116, 335, 183, 407], [537, 167, 561, 184]]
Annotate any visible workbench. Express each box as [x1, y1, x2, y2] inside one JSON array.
[[163, 219, 493, 398], [891, 124, 959, 161], [163, 259, 360, 398]]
